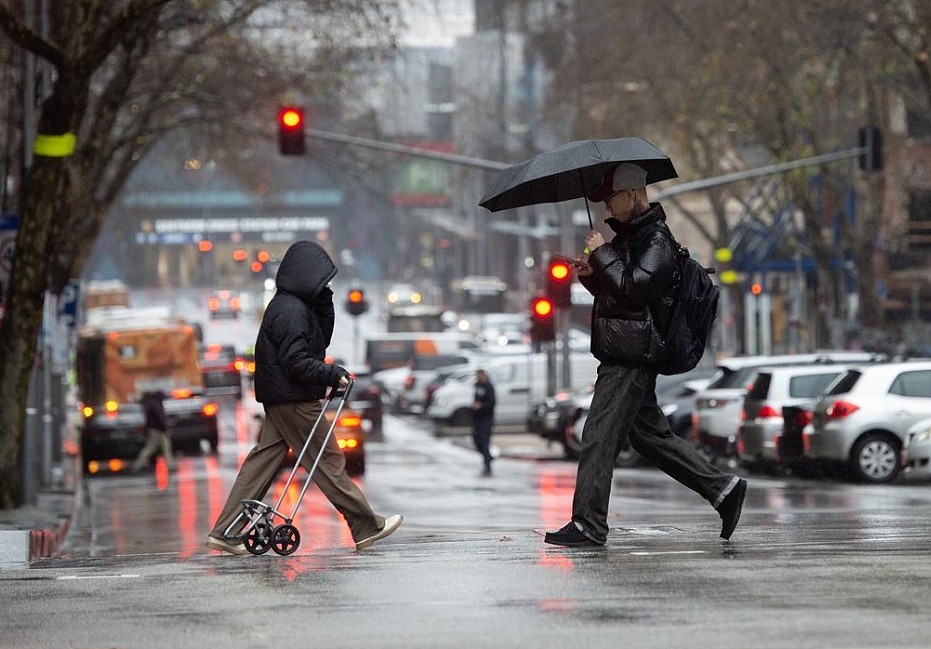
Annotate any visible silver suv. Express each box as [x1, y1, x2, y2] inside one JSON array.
[[737, 365, 853, 470], [808, 361, 931, 483], [692, 352, 879, 462]]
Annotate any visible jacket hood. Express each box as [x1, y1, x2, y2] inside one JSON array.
[[274, 241, 337, 304], [605, 202, 667, 237]]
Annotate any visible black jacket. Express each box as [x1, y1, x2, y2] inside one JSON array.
[[579, 203, 678, 367], [142, 390, 168, 431], [473, 380, 496, 420], [254, 241, 346, 404]]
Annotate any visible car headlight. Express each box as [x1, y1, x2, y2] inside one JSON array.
[[910, 426, 931, 446]]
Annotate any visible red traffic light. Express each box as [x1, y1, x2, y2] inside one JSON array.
[[348, 289, 364, 304], [278, 106, 306, 155], [279, 107, 303, 129], [549, 260, 571, 282], [750, 283, 763, 296], [532, 296, 554, 318]]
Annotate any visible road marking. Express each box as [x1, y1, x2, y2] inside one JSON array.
[[628, 550, 708, 556], [57, 574, 141, 580]]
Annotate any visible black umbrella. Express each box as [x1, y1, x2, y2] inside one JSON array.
[[478, 137, 677, 227]]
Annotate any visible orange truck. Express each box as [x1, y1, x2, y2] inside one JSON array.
[[76, 308, 218, 474]]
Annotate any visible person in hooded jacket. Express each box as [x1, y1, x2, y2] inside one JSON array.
[[205, 241, 402, 554], [543, 163, 747, 548]]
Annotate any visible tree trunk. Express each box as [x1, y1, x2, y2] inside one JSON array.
[[0, 159, 69, 508]]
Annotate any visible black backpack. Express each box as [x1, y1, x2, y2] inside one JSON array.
[[655, 243, 720, 376]]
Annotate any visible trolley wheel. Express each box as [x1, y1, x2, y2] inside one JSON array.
[[271, 524, 301, 556], [244, 521, 272, 555]]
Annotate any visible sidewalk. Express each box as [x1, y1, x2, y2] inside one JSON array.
[[0, 458, 80, 570]]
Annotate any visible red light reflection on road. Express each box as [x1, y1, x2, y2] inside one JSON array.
[[155, 458, 169, 490], [537, 469, 573, 530], [177, 463, 198, 558]]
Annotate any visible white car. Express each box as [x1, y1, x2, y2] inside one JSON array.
[[425, 352, 598, 431], [692, 352, 881, 462], [808, 361, 931, 483], [902, 417, 931, 480]]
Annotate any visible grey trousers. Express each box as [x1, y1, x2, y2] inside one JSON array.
[[572, 364, 738, 544], [209, 401, 384, 543]]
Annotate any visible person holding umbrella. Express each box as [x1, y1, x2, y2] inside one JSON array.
[[540, 162, 747, 547]]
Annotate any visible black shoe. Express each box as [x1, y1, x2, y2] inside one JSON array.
[[718, 478, 748, 540], [543, 521, 601, 547]]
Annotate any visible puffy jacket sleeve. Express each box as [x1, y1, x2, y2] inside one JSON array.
[[588, 230, 677, 308], [274, 305, 343, 388]]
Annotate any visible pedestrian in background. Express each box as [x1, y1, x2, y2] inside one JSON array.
[[472, 369, 496, 476], [132, 389, 175, 473], [205, 240, 402, 555], [543, 163, 747, 548]]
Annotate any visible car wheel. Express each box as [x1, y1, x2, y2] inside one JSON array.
[[561, 429, 581, 460], [849, 433, 900, 483], [346, 456, 366, 475]]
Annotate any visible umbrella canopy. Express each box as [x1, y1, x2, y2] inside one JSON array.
[[478, 137, 677, 213]]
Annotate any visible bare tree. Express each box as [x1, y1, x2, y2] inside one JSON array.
[[0, 0, 396, 508]]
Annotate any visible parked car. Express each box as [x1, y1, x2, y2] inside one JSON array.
[[273, 404, 367, 476], [902, 416, 931, 481], [396, 353, 476, 414], [81, 389, 219, 474], [737, 364, 854, 471], [345, 368, 385, 442], [527, 384, 592, 452], [563, 368, 716, 466], [198, 343, 244, 400], [692, 352, 881, 462], [425, 353, 599, 431], [207, 289, 241, 319], [808, 361, 931, 483]]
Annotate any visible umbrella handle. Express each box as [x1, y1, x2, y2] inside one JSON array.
[[578, 168, 594, 231]]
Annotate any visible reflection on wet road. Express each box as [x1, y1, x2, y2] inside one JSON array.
[[8, 396, 931, 649]]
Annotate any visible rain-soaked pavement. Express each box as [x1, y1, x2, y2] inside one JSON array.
[[3, 395, 931, 649]]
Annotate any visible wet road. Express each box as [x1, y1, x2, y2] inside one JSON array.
[[3, 393, 931, 649]]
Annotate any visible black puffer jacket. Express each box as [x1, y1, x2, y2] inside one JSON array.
[[254, 241, 347, 404], [579, 203, 678, 367]]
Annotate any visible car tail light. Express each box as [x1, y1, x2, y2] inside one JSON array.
[[234, 358, 245, 371], [755, 405, 781, 420], [826, 400, 860, 419], [404, 375, 415, 390], [172, 388, 193, 399], [202, 402, 219, 417], [230, 296, 241, 309], [82, 405, 94, 418], [338, 438, 360, 449], [208, 297, 219, 311], [105, 400, 119, 413], [339, 415, 362, 428]]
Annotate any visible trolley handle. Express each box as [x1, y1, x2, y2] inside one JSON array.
[[332, 376, 354, 401]]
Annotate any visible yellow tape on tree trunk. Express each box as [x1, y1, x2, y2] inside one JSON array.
[[33, 132, 77, 157]]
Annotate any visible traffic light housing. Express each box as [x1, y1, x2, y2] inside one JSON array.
[[530, 296, 556, 343], [547, 258, 572, 308], [345, 288, 369, 317], [858, 125, 882, 171], [278, 106, 306, 155]]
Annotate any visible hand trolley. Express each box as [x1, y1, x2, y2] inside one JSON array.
[[222, 379, 354, 556]]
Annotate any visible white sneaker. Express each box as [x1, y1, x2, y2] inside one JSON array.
[[355, 514, 403, 551], [205, 535, 249, 555]]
